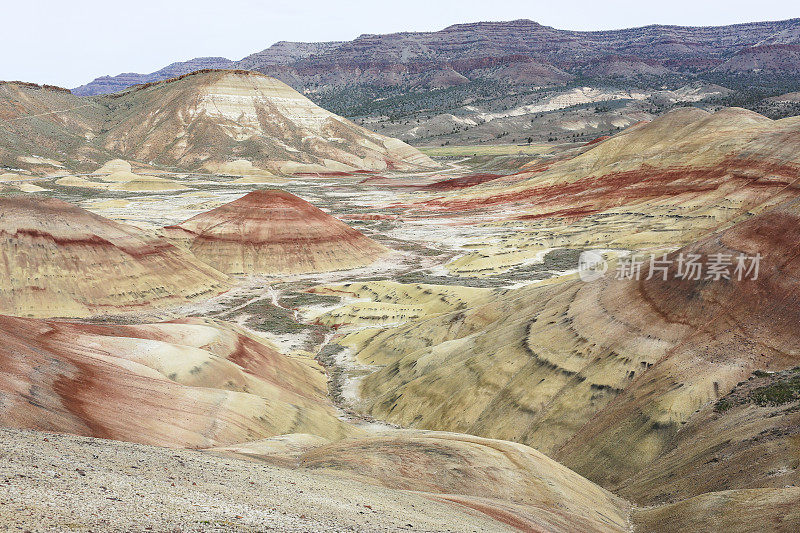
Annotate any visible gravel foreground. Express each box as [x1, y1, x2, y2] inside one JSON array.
[[0, 428, 513, 532]]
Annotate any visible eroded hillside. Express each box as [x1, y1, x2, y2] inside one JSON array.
[[2, 103, 800, 531], [0, 71, 437, 176]]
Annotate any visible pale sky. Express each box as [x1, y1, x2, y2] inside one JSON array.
[[2, 0, 798, 88]]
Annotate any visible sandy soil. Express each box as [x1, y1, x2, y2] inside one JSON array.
[[0, 427, 514, 532]]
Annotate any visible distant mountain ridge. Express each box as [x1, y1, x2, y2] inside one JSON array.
[[73, 18, 800, 96], [72, 57, 236, 95]]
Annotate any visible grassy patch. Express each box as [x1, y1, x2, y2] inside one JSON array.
[[244, 303, 306, 334], [503, 248, 585, 281], [751, 375, 800, 406], [232, 298, 326, 338], [714, 399, 734, 413], [714, 367, 800, 412], [418, 144, 551, 157], [279, 292, 341, 309], [395, 271, 509, 288]]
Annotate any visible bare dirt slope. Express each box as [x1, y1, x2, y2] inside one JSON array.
[[0, 427, 517, 532], [3, 427, 795, 532]]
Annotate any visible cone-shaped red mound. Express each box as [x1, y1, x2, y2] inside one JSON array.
[[0, 196, 229, 317], [165, 189, 388, 275]]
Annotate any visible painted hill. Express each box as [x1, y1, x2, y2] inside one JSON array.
[[343, 196, 800, 506], [0, 81, 111, 174], [313, 107, 800, 509], [558, 197, 800, 494], [165, 189, 388, 275], [0, 316, 352, 447], [408, 107, 800, 277], [0, 196, 229, 317], [0, 70, 437, 175], [591, 198, 800, 503], [98, 70, 436, 173]]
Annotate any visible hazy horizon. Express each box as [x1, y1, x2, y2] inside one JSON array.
[[3, 0, 799, 88]]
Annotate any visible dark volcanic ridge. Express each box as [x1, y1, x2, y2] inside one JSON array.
[[74, 18, 800, 96]]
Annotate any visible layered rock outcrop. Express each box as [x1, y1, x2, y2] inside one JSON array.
[[165, 189, 387, 275], [1, 70, 437, 175], [0, 196, 229, 317]]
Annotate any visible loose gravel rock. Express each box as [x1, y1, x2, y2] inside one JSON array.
[[0, 428, 511, 532]]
